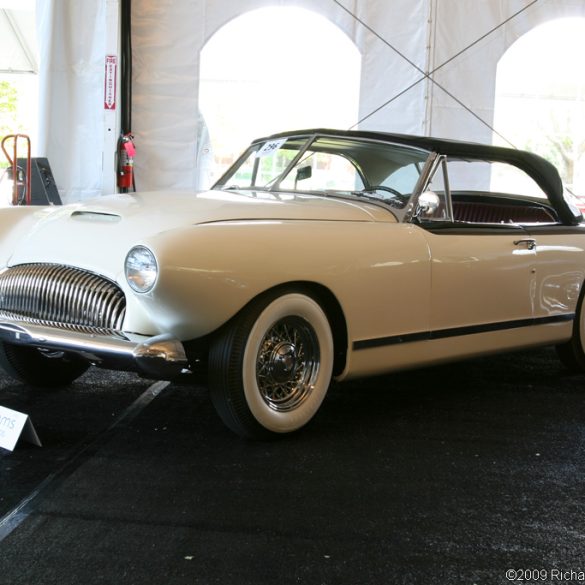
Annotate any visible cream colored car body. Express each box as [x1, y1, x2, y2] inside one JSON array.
[[1, 129, 584, 438], [0, 186, 583, 381]]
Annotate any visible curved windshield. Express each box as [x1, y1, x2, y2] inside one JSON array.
[[216, 136, 310, 190], [214, 134, 431, 215]]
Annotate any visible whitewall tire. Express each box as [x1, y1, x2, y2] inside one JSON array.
[[209, 291, 334, 439]]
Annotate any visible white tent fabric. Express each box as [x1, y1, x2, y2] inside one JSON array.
[[36, 0, 107, 202], [429, 0, 585, 145], [0, 6, 37, 74], [35, 0, 585, 202]]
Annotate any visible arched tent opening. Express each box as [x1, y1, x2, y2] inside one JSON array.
[[0, 3, 38, 143], [494, 18, 585, 197], [197, 6, 361, 188]]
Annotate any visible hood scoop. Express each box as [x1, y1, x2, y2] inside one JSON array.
[[70, 210, 121, 223]]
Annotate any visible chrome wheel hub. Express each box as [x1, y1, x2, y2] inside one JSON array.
[[256, 317, 320, 412], [268, 342, 299, 383]]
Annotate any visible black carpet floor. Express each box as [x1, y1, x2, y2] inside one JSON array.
[[0, 348, 584, 585]]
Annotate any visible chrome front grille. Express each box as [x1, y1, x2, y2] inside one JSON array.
[[0, 263, 126, 331]]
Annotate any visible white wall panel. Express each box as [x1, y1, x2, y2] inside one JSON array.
[[130, 0, 429, 192], [36, 0, 107, 202], [428, 0, 585, 144], [35, 0, 585, 200], [131, 0, 204, 192]]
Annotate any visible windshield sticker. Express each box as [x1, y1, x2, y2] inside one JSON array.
[[256, 139, 287, 158]]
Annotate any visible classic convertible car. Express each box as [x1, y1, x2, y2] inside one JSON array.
[[0, 129, 584, 438]]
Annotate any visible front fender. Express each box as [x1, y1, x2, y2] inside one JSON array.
[[123, 220, 431, 345]]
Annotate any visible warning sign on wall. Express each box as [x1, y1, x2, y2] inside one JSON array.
[[104, 55, 117, 110]]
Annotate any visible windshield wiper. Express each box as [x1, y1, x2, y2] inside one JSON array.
[[347, 189, 409, 209]]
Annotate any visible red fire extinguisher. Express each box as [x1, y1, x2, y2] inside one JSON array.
[[117, 133, 136, 192]]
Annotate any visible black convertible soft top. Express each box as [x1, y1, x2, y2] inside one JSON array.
[[262, 128, 581, 225]]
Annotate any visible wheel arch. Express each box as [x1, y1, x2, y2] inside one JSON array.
[[184, 280, 349, 379], [234, 281, 348, 377], [206, 280, 346, 437]]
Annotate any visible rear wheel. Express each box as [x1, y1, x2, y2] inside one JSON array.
[[0, 342, 89, 387], [209, 291, 334, 439], [556, 287, 585, 372]]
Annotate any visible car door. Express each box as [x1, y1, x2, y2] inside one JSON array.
[[418, 157, 537, 340], [523, 224, 585, 320], [424, 223, 536, 335]]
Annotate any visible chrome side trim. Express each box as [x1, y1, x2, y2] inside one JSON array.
[[352, 313, 575, 351], [0, 321, 189, 379]]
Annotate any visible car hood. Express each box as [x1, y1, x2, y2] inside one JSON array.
[[3, 189, 395, 274], [72, 189, 393, 224]]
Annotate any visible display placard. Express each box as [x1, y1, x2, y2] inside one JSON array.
[[0, 405, 42, 452]]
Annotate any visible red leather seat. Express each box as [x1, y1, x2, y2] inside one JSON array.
[[452, 201, 556, 224]]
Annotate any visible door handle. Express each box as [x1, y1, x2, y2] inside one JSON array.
[[513, 238, 536, 250]]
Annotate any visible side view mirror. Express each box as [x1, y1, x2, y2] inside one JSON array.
[[295, 166, 312, 182], [294, 165, 312, 190], [416, 190, 440, 217]]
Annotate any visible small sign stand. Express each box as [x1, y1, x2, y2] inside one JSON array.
[[0, 405, 42, 452]]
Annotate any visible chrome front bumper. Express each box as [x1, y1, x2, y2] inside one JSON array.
[[0, 321, 190, 379]]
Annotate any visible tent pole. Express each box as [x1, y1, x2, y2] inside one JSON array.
[[424, 0, 438, 137]]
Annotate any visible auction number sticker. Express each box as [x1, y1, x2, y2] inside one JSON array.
[[256, 139, 287, 158]]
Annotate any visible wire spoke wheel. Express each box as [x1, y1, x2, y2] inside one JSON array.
[[256, 316, 319, 412], [209, 291, 334, 438]]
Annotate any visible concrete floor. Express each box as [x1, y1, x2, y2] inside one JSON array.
[[0, 347, 584, 585]]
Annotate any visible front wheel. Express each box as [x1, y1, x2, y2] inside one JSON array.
[[209, 292, 334, 439], [0, 342, 89, 387]]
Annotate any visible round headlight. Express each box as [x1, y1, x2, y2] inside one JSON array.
[[125, 246, 158, 293]]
